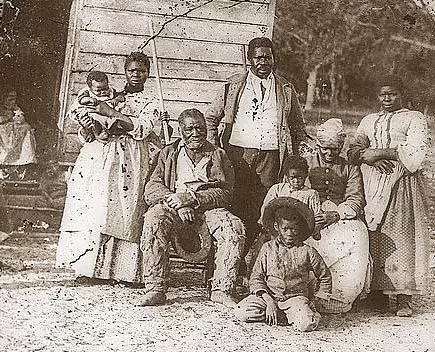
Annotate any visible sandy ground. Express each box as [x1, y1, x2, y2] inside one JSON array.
[[1, 234, 435, 352], [1, 117, 435, 352]]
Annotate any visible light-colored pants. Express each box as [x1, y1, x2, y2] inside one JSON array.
[[140, 203, 245, 293], [235, 295, 321, 332]]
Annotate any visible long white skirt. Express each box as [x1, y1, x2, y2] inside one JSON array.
[[55, 136, 147, 283], [56, 230, 143, 283], [306, 219, 371, 313]]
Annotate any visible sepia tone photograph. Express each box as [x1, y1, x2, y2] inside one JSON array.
[[0, 0, 434, 351]]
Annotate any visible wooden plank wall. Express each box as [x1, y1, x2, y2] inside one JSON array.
[[58, 0, 275, 161]]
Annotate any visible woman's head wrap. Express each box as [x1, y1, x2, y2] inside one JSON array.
[[316, 118, 346, 148]]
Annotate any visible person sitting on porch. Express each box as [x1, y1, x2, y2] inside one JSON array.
[[137, 108, 246, 308], [0, 84, 37, 180]]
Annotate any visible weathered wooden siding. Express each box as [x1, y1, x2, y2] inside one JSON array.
[[58, 0, 276, 161]]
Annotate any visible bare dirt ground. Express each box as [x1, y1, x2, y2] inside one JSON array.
[[1, 235, 434, 352], [1, 117, 435, 352]]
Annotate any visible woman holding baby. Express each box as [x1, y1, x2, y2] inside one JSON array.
[[56, 52, 162, 286]]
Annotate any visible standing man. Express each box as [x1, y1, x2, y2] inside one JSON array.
[[205, 37, 307, 253], [137, 109, 246, 308]]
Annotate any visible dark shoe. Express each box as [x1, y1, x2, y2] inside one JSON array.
[[118, 281, 145, 289], [135, 291, 167, 306], [396, 294, 412, 317], [210, 290, 238, 308], [368, 291, 390, 312], [74, 276, 98, 285], [74, 276, 117, 286]]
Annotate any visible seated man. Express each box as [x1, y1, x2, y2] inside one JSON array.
[[136, 108, 246, 308]]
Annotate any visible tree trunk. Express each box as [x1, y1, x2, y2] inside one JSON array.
[[305, 64, 320, 111], [329, 60, 339, 113]]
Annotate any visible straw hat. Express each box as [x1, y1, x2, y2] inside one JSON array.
[[261, 197, 315, 241]]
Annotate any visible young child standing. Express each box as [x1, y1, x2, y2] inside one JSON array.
[[235, 197, 332, 331]]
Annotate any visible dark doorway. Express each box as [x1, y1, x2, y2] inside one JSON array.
[[1, 0, 73, 164]]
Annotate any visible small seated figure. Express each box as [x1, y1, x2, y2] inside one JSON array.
[[69, 71, 125, 143], [0, 85, 37, 180], [235, 197, 332, 332]]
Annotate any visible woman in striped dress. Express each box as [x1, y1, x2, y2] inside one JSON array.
[[348, 75, 429, 316]]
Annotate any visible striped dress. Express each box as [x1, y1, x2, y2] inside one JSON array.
[[348, 108, 429, 295]]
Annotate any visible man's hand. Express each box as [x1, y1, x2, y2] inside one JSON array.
[[373, 160, 395, 174], [265, 300, 279, 326], [177, 206, 195, 223], [165, 192, 197, 210], [316, 211, 340, 228]]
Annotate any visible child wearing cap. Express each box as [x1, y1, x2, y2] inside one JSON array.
[[235, 197, 332, 331]]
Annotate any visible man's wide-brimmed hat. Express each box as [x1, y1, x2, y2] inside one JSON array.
[[262, 197, 315, 241], [171, 215, 212, 263]]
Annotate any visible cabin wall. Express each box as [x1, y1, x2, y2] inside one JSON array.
[[58, 0, 276, 162]]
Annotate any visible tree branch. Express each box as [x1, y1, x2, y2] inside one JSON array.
[[391, 35, 435, 51], [289, 32, 309, 46], [357, 20, 379, 30], [138, 0, 216, 51]]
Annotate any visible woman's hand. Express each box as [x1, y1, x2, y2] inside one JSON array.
[[93, 102, 116, 117], [360, 148, 381, 165], [373, 160, 395, 174], [316, 211, 340, 228], [361, 147, 398, 166], [160, 111, 170, 121]]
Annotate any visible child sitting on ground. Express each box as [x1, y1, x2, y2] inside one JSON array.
[[260, 155, 323, 240], [70, 71, 124, 142], [235, 197, 332, 332], [245, 156, 323, 277]]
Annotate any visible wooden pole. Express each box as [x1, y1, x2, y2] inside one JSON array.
[[241, 44, 247, 72], [148, 18, 170, 145]]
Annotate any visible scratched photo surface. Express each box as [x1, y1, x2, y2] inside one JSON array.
[[0, 1, 435, 351]]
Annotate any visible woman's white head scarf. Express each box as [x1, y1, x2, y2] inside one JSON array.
[[316, 118, 346, 148]]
